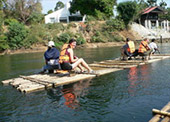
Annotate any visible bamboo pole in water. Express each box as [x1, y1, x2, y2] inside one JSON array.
[[152, 109, 170, 116], [149, 102, 170, 122]]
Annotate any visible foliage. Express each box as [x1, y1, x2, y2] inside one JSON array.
[[117, 1, 138, 27], [54, 1, 64, 11], [47, 10, 53, 14], [76, 35, 86, 45], [46, 23, 65, 31], [4, 18, 18, 25], [54, 41, 64, 49], [112, 35, 124, 42], [91, 30, 107, 43], [86, 15, 97, 21], [58, 33, 71, 43], [105, 18, 125, 32], [6, 21, 28, 49], [159, 0, 167, 8], [159, 7, 170, 21], [23, 24, 47, 48], [147, 0, 157, 6], [0, 34, 9, 50], [0, 10, 4, 32], [70, 0, 116, 19], [29, 12, 44, 24], [67, 22, 77, 29], [4, 0, 43, 24], [0, 0, 7, 10]]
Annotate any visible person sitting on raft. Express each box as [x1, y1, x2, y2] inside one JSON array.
[[138, 38, 152, 60], [121, 38, 138, 60], [59, 38, 94, 73], [40, 41, 60, 73]]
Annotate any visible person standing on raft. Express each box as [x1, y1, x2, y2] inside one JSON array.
[[59, 38, 94, 73]]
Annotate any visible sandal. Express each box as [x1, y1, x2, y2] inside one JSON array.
[[88, 70, 96, 74]]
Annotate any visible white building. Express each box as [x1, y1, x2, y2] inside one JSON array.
[[45, 3, 86, 24]]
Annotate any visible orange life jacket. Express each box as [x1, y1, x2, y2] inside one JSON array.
[[59, 44, 70, 63], [138, 40, 149, 53], [127, 41, 135, 53]]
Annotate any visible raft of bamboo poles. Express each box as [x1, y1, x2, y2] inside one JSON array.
[[1, 54, 170, 93], [149, 102, 170, 122]]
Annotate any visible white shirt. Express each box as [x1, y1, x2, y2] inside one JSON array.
[[47, 59, 59, 65], [149, 42, 157, 52]]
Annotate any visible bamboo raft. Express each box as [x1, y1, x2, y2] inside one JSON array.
[[1, 54, 170, 93], [149, 102, 170, 122]]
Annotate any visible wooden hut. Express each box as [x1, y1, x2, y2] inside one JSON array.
[[140, 6, 169, 31]]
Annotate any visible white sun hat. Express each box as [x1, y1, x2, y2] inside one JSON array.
[[48, 41, 55, 47]]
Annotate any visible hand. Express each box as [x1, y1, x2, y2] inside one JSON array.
[[74, 56, 78, 59]]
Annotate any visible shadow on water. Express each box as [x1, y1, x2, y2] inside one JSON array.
[[1, 44, 170, 122]]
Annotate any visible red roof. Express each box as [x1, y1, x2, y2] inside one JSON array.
[[142, 6, 159, 14]]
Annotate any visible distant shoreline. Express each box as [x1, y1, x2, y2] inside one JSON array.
[[0, 42, 124, 56]]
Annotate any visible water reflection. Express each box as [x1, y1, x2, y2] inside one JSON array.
[[128, 65, 150, 96], [47, 78, 92, 109], [128, 67, 138, 96]]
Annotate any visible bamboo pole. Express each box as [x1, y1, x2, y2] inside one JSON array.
[[161, 117, 170, 122], [149, 102, 170, 122], [152, 109, 170, 116]]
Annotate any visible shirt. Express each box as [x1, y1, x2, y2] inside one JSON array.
[[149, 42, 157, 53]]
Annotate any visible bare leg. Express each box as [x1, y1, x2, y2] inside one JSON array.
[[72, 58, 93, 72], [77, 64, 84, 72]]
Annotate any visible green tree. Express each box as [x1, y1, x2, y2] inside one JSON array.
[[159, 0, 167, 8], [47, 10, 53, 14], [54, 1, 64, 11], [0, 0, 7, 10], [70, 0, 116, 19], [147, 0, 157, 6], [0, 11, 4, 32], [117, 1, 138, 27], [6, 21, 28, 49], [0, 0, 6, 31], [29, 12, 44, 24], [134, 0, 148, 24], [0, 34, 8, 51], [4, 0, 43, 24], [159, 7, 170, 21]]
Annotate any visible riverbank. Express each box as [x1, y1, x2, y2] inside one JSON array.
[[0, 42, 124, 55]]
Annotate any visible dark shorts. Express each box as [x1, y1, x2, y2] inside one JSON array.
[[139, 49, 152, 56], [60, 62, 72, 70]]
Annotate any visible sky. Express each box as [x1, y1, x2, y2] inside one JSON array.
[[40, 0, 170, 14]]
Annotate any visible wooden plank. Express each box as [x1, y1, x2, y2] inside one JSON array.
[[149, 102, 170, 122], [101, 59, 144, 63], [154, 54, 170, 56], [54, 74, 96, 86], [97, 62, 140, 65], [20, 75, 54, 87], [90, 63, 138, 68], [95, 68, 122, 75]]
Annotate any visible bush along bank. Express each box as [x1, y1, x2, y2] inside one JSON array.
[[0, 18, 126, 53]]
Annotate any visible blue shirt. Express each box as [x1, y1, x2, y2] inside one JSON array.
[[44, 47, 60, 61]]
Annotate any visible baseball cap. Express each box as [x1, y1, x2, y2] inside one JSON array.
[[48, 41, 55, 47]]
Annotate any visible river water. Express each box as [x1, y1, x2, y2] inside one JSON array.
[[0, 44, 170, 122]]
